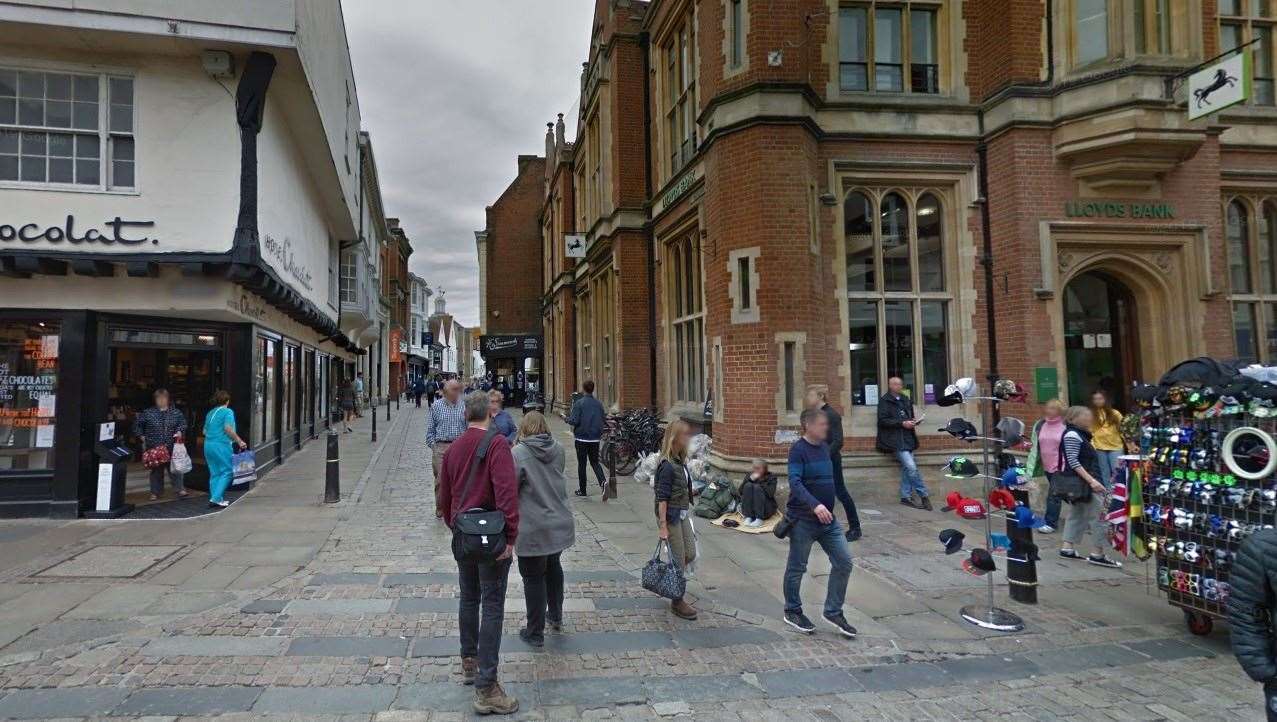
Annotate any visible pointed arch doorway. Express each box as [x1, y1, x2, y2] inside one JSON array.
[[1063, 270, 1139, 409]]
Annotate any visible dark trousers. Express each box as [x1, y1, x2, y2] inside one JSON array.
[[575, 440, 606, 494], [739, 483, 776, 520], [1266, 681, 1277, 722], [414, 392, 422, 407], [831, 456, 860, 529], [149, 466, 184, 496], [457, 556, 511, 689], [517, 552, 563, 641]]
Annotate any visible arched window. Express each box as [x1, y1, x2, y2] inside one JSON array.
[[667, 234, 704, 404], [843, 187, 950, 405]]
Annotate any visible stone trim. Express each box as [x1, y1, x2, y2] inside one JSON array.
[[727, 246, 760, 324], [774, 331, 806, 426]]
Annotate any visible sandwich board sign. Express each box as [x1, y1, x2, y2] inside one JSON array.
[[565, 234, 586, 259], [1188, 52, 1250, 120]]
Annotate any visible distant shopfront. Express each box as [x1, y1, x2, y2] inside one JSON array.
[[480, 334, 542, 406]]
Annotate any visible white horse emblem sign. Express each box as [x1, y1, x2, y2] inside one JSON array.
[[1188, 53, 1249, 120]]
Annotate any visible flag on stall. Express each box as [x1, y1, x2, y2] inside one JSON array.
[[1127, 464, 1149, 560], [1106, 465, 1130, 555]]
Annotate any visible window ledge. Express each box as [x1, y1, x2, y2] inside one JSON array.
[[0, 182, 139, 196], [830, 91, 963, 110]]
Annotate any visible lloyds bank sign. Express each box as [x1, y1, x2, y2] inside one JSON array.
[[1064, 200, 1175, 220]]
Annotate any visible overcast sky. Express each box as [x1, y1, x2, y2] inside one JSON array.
[[343, 0, 593, 329]]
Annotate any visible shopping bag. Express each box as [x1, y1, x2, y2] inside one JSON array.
[[641, 541, 686, 600], [142, 445, 170, 469], [169, 442, 193, 475], [231, 449, 257, 486]]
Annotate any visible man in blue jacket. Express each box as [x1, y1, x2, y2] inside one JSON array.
[[566, 380, 607, 496], [782, 408, 857, 639]]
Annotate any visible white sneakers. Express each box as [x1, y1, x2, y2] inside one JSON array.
[[743, 517, 763, 528]]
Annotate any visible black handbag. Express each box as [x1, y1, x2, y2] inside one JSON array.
[[773, 514, 795, 539], [451, 427, 508, 563], [641, 541, 686, 600], [1049, 435, 1093, 504]]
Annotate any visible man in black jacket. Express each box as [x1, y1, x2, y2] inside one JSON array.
[[876, 377, 931, 510], [1229, 528, 1277, 720], [806, 385, 861, 541], [566, 380, 607, 496]]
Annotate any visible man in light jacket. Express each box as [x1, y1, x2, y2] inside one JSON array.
[[566, 379, 607, 496]]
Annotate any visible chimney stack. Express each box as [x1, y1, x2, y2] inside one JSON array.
[[555, 113, 566, 148]]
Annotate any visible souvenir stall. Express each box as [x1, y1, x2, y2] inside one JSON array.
[[1131, 360, 1277, 635]]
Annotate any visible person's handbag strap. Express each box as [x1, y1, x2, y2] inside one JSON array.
[[458, 427, 502, 505]]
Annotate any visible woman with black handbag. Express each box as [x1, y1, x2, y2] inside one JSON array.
[[1057, 406, 1122, 568], [653, 418, 697, 620]]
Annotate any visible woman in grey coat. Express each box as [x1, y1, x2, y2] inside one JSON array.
[[512, 411, 575, 647]]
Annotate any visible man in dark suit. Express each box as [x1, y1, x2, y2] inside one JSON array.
[[806, 385, 861, 541], [876, 376, 931, 510]]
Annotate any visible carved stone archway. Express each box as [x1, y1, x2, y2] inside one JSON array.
[[1036, 222, 1215, 403]]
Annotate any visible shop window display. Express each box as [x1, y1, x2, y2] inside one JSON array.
[[0, 321, 59, 471]]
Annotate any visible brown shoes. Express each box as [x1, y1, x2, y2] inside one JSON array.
[[461, 656, 478, 685], [671, 598, 698, 620], [474, 681, 519, 715]]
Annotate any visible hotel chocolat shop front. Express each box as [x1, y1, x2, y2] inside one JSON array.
[[0, 308, 351, 518]]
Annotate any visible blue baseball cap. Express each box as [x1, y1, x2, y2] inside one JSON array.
[[1000, 467, 1028, 488], [1014, 505, 1046, 529]]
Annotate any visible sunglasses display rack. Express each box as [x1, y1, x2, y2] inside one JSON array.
[[1140, 413, 1277, 636], [956, 383, 1026, 633]]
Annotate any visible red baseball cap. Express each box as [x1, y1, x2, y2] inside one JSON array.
[[957, 498, 987, 520], [988, 488, 1017, 511], [941, 490, 963, 513]]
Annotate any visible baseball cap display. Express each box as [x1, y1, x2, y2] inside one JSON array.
[[992, 379, 1027, 402], [995, 417, 1026, 447], [988, 488, 1016, 511], [936, 384, 965, 407], [941, 418, 980, 441], [1013, 505, 1046, 529], [957, 497, 988, 520], [944, 456, 980, 478], [953, 377, 977, 397], [939, 528, 966, 555], [989, 533, 1011, 551], [962, 548, 997, 576], [1008, 539, 1040, 563], [941, 490, 964, 512], [999, 466, 1028, 488]]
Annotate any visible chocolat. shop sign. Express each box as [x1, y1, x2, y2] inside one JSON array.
[[1064, 200, 1174, 220], [262, 234, 313, 291], [0, 215, 156, 245]]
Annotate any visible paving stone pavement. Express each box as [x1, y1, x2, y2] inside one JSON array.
[[0, 405, 1263, 720]]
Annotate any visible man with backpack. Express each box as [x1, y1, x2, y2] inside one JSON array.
[[438, 391, 520, 715]]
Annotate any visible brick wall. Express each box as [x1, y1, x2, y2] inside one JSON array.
[[484, 155, 546, 336]]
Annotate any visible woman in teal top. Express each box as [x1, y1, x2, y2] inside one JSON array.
[[203, 389, 247, 509]]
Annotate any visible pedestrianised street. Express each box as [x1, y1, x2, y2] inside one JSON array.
[[0, 407, 1256, 720]]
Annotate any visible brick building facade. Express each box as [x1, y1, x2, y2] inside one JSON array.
[[476, 155, 547, 403], [485, 0, 1277, 470]]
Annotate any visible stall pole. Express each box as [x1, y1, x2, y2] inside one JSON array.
[[371, 393, 378, 443], [959, 388, 1025, 632]]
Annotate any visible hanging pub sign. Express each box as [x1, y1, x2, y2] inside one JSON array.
[[565, 234, 586, 259], [480, 334, 541, 358], [1188, 51, 1250, 120]]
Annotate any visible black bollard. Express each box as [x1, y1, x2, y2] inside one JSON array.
[[605, 446, 618, 501], [324, 429, 340, 503], [371, 399, 377, 443], [386, 395, 391, 422], [396, 391, 400, 410]]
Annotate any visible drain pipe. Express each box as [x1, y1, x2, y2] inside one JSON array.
[[642, 30, 657, 409]]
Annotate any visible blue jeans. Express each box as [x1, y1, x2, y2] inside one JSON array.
[[783, 518, 854, 617], [896, 450, 929, 499], [1096, 450, 1121, 490]]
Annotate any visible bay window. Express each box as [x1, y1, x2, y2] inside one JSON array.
[[668, 234, 705, 404], [1227, 196, 1277, 363], [1220, 1, 1276, 106], [838, 2, 939, 94], [665, 11, 698, 175], [844, 188, 951, 405]]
